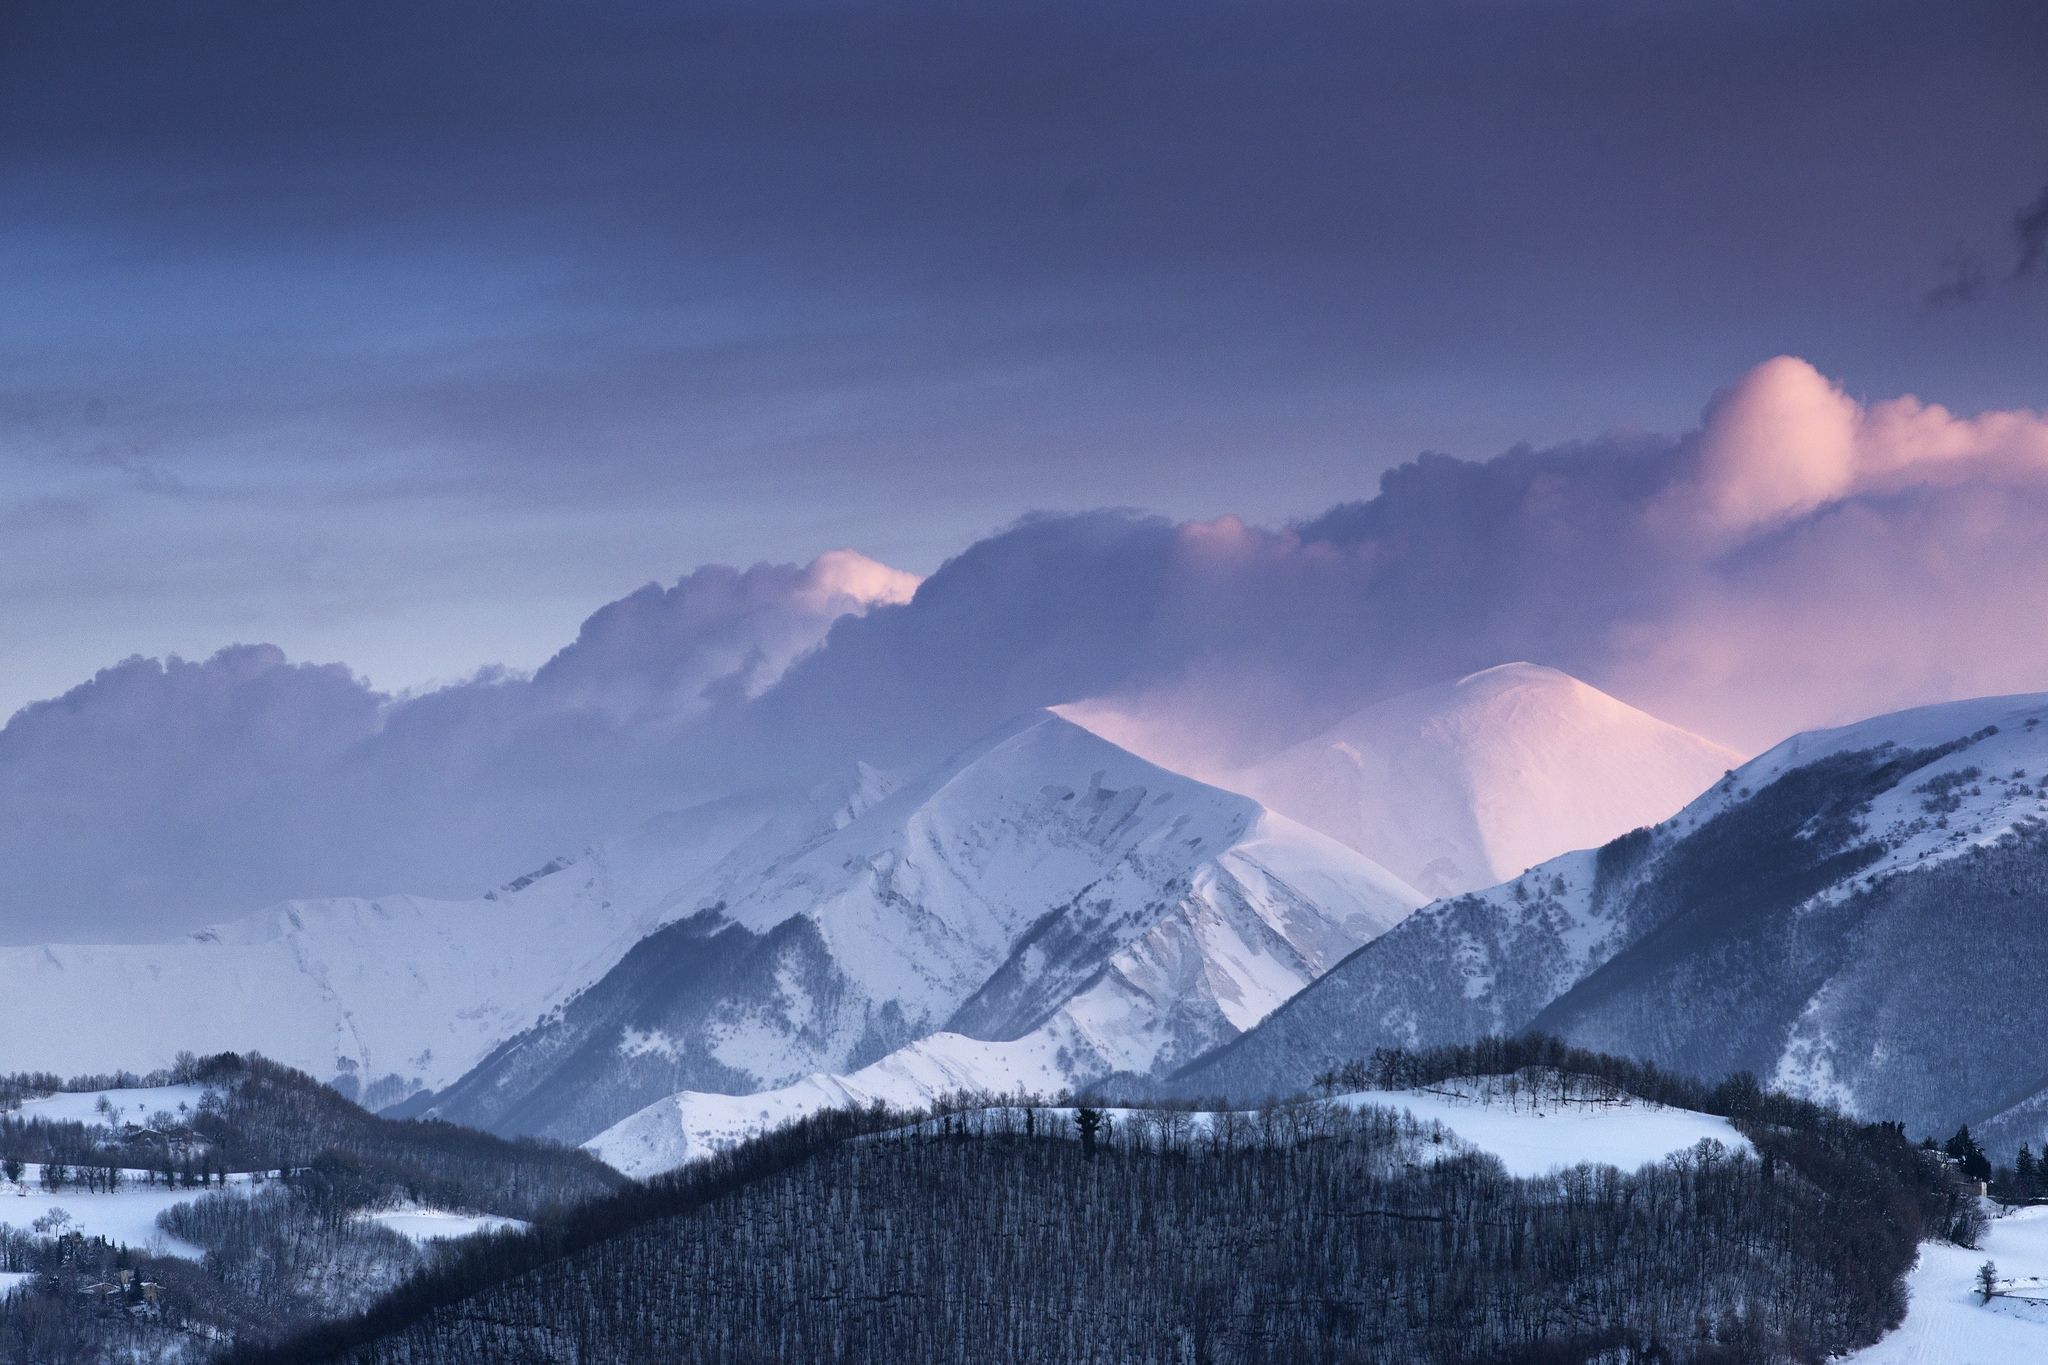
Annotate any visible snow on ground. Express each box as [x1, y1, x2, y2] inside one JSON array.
[[0, 1167, 261, 1258], [588, 1034, 1074, 1178], [7, 1085, 211, 1126], [594, 1061, 1748, 1183], [0, 1271, 31, 1296], [1351, 1084, 1751, 1178], [363, 1207, 528, 1243], [1845, 1204, 2048, 1364]]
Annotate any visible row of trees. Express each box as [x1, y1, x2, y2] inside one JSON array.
[[0, 1051, 223, 1114], [1307, 1034, 1837, 1131]]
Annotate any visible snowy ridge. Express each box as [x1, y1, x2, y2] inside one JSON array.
[[1216, 664, 1741, 897], [586, 1034, 1069, 1176], [1672, 694, 2048, 891], [0, 793, 781, 1100], [1174, 689, 2048, 1141], [431, 712, 1425, 1145], [587, 807, 1428, 1177]]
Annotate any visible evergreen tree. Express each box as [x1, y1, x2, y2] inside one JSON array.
[[1075, 1107, 1104, 1160], [2016, 1144, 2037, 1194], [1946, 1124, 1992, 1182]]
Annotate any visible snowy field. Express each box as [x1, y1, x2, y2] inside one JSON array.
[[1845, 1204, 2048, 1364], [0, 1271, 31, 1296], [364, 1207, 528, 1243], [1353, 1085, 1751, 1178], [6, 1084, 212, 1128], [599, 1070, 1752, 1182], [0, 1166, 260, 1258]]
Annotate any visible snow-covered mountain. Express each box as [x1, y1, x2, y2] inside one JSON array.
[[423, 711, 1425, 1145], [1215, 663, 1742, 898], [0, 793, 780, 1104], [1172, 691, 2048, 1151]]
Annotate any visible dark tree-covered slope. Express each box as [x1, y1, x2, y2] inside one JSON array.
[[224, 1065, 1974, 1365]]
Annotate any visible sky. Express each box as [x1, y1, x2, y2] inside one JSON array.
[[2, 1, 2047, 941], [4, 0, 2045, 714]]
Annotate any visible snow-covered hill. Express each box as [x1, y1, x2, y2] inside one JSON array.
[[425, 712, 1425, 1144], [0, 793, 779, 1103], [1173, 691, 2048, 1148], [1216, 664, 1742, 897], [587, 1061, 1752, 1181]]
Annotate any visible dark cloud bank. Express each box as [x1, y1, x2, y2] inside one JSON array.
[[7, 358, 2048, 943]]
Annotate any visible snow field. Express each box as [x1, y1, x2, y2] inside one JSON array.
[[1353, 1085, 1751, 1178], [1, 1166, 522, 1258], [362, 1207, 529, 1243], [1845, 1204, 2048, 1364], [7, 1084, 212, 1127], [0, 1166, 266, 1258], [593, 1067, 1750, 1183]]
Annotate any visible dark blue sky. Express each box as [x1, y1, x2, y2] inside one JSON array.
[[3, 0, 2044, 715]]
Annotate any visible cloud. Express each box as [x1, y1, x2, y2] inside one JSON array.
[[1924, 246, 1989, 308], [526, 550, 919, 725], [7, 359, 2048, 943], [2016, 183, 2048, 278], [757, 357, 2048, 778], [0, 552, 914, 942], [1925, 181, 2048, 303]]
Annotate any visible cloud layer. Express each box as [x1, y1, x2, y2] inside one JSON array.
[[0, 553, 916, 940], [4, 1, 2044, 718], [7, 358, 2048, 943]]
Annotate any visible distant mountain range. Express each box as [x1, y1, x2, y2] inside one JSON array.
[[9, 664, 2045, 1173], [419, 711, 1423, 1145], [570, 665, 1744, 1172], [0, 792, 779, 1103], [1172, 692, 2048, 1153]]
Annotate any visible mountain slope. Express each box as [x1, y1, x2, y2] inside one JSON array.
[[0, 794, 779, 1103], [1217, 663, 1742, 897], [426, 712, 1425, 1144], [1173, 692, 2048, 1143]]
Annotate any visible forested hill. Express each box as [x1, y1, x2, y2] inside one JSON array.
[[1, 1054, 629, 1364], [1, 1053, 625, 1220], [228, 1048, 1981, 1365]]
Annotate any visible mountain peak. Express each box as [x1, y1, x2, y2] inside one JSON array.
[[1219, 665, 1742, 897]]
